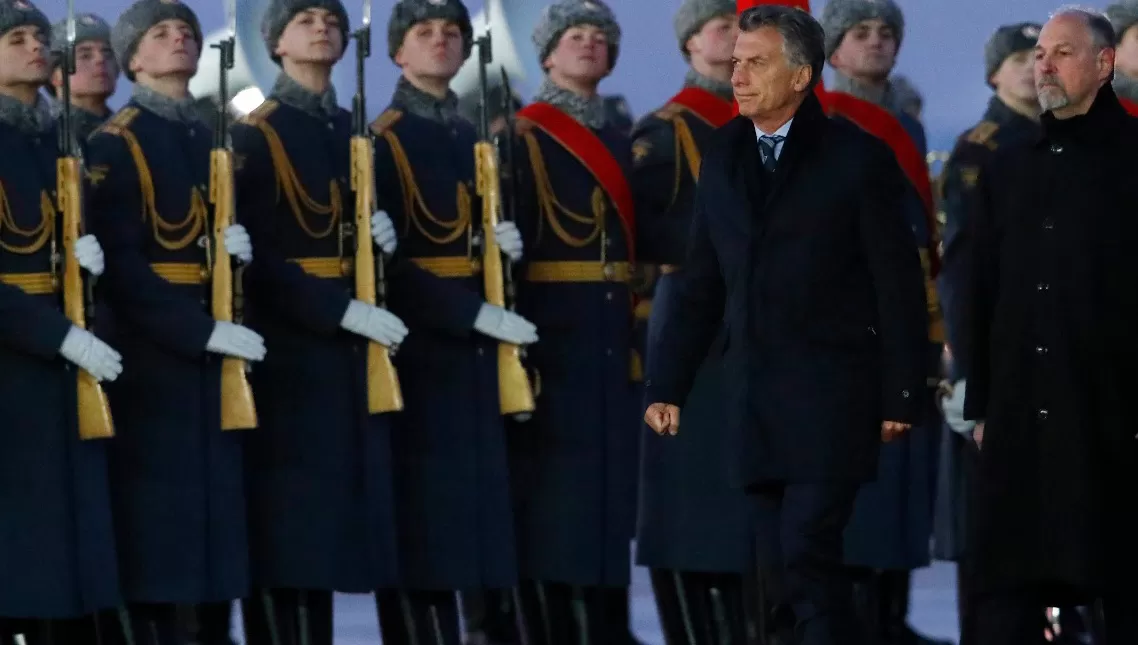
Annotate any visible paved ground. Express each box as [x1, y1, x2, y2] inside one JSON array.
[[230, 560, 961, 644]]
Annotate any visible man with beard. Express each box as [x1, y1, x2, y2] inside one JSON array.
[[964, 6, 1138, 643], [938, 21, 1042, 645], [228, 1, 419, 643], [0, 1, 121, 643], [48, 13, 116, 142], [1105, 1, 1138, 113], [820, 2, 946, 642], [631, 1, 755, 643], [369, 0, 537, 641], [85, 1, 265, 642], [507, 1, 650, 641]]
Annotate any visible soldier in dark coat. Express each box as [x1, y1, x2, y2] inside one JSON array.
[[0, 2, 122, 642], [86, 2, 267, 641], [228, 1, 412, 643], [1106, 1, 1138, 108], [507, 2, 652, 641], [936, 22, 1041, 645], [630, 1, 754, 643], [964, 8, 1138, 643], [48, 12, 116, 142], [821, 1, 947, 642], [370, 0, 539, 642]]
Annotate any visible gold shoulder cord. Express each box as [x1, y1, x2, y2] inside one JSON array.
[[0, 183, 55, 255], [522, 130, 606, 254], [378, 128, 471, 247], [102, 109, 204, 251], [254, 120, 341, 239]]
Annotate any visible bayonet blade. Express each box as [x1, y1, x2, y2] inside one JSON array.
[[225, 0, 236, 39], [65, 0, 75, 43], [361, 0, 371, 28]]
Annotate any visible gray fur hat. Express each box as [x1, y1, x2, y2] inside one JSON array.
[[983, 22, 1040, 88], [112, 0, 202, 82], [50, 13, 113, 69], [532, 0, 621, 71], [673, 0, 734, 60], [819, 0, 904, 59], [261, 0, 350, 66], [0, 0, 49, 42], [1106, 1, 1138, 44], [387, 0, 473, 62]]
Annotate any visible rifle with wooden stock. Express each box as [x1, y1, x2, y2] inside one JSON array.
[[350, 0, 403, 414], [58, 0, 114, 440], [473, 31, 536, 418], [209, 0, 257, 430]]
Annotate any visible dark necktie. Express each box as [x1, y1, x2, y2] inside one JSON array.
[[759, 135, 784, 172]]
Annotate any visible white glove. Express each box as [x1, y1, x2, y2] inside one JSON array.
[[941, 379, 975, 435], [224, 224, 253, 264], [59, 326, 122, 382], [494, 221, 523, 262], [473, 303, 538, 345], [206, 321, 266, 361], [74, 234, 105, 277], [371, 210, 397, 255], [340, 299, 408, 346]]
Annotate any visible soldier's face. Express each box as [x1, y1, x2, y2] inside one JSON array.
[[1034, 14, 1114, 114], [130, 19, 199, 80], [991, 50, 1036, 103], [544, 25, 611, 83], [0, 25, 49, 87], [730, 26, 812, 119], [395, 19, 465, 81], [830, 18, 897, 81], [57, 40, 117, 98], [276, 8, 344, 65], [686, 14, 738, 66], [1116, 24, 1138, 78]]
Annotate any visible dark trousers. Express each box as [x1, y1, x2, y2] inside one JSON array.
[[975, 587, 1127, 645], [748, 481, 862, 645], [376, 590, 463, 645], [96, 604, 187, 645], [460, 589, 519, 644], [649, 569, 752, 644], [514, 581, 616, 645], [0, 616, 102, 645], [242, 589, 333, 645]]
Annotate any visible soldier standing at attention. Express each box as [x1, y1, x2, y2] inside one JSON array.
[[821, 1, 946, 642], [370, 0, 538, 641], [937, 22, 1041, 644], [86, 1, 266, 641], [0, 1, 122, 642], [48, 12, 116, 142], [228, 0, 414, 643], [508, 1, 653, 641], [630, 1, 756, 643]]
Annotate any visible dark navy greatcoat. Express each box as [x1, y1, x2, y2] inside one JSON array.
[[370, 103, 517, 592], [87, 102, 248, 604], [507, 105, 642, 587], [231, 95, 398, 593], [630, 98, 754, 574], [834, 106, 942, 571], [0, 120, 119, 618]]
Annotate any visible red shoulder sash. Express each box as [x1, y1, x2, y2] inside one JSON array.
[[517, 102, 636, 260], [820, 90, 939, 275], [1121, 97, 1138, 116], [668, 87, 735, 128]]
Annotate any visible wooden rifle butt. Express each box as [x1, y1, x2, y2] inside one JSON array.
[[367, 341, 404, 413], [77, 371, 115, 440], [498, 342, 535, 416], [220, 356, 257, 431]]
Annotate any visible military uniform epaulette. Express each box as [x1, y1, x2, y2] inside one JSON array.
[[964, 120, 1000, 149], [369, 108, 403, 136], [238, 99, 280, 126], [654, 103, 685, 121], [95, 106, 141, 136]]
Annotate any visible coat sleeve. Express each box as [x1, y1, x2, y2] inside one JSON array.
[[860, 138, 929, 424], [938, 139, 987, 380], [630, 117, 690, 265], [962, 158, 1000, 422], [232, 123, 351, 333], [87, 132, 216, 359], [643, 162, 726, 407], [0, 282, 72, 359]]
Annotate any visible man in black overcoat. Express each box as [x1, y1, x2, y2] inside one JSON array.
[[964, 7, 1138, 643], [643, 5, 928, 644]]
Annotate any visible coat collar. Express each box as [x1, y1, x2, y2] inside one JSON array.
[[1038, 83, 1129, 147]]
